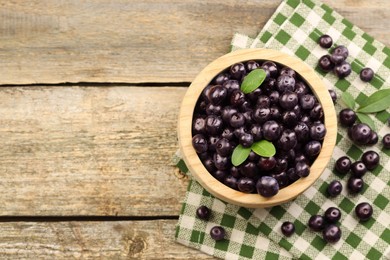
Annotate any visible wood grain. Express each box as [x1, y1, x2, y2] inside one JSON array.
[[0, 0, 277, 85], [0, 86, 189, 216], [0, 220, 213, 259], [1, 0, 390, 85], [178, 48, 337, 208]]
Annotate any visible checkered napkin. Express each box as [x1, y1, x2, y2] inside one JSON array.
[[175, 0, 390, 259]]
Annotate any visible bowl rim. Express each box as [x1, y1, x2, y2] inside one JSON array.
[[178, 48, 337, 208]]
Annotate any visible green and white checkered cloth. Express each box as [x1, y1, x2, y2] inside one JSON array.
[[175, 0, 390, 259]]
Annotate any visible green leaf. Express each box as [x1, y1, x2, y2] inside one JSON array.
[[240, 69, 267, 94], [356, 112, 376, 130], [341, 92, 355, 110], [231, 144, 251, 166], [251, 140, 276, 157], [357, 89, 390, 113]]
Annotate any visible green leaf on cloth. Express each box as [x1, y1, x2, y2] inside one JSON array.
[[357, 89, 390, 113], [176, 0, 390, 259]]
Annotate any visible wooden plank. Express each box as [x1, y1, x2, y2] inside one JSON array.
[[0, 86, 189, 216], [0, 220, 213, 259], [0, 0, 278, 85]]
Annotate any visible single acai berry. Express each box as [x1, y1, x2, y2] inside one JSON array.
[[335, 156, 351, 174], [327, 180, 343, 197], [263, 120, 282, 141], [330, 45, 349, 64], [310, 122, 327, 141], [246, 60, 260, 71], [256, 176, 279, 197], [281, 221, 295, 237], [208, 85, 227, 105], [261, 61, 279, 78], [350, 123, 372, 145], [308, 215, 325, 231], [318, 34, 333, 48], [361, 150, 380, 170], [214, 73, 230, 85], [328, 89, 337, 104], [383, 134, 390, 149], [210, 226, 226, 241], [339, 108, 357, 127], [196, 205, 211, 220], [277, 129, 298, 151], [295, 161, 310, 177], [206, 115, 224, 135], [276, 75, 295, 92], [347, 176, 364, 194], [224, 175, 238, 190], [300, 94, 316, 110], [304, 140, 322, 159], [230, 62, 246, 80], [318, 55, 335, 72], [279, 91, 299, 110], [350, 161, 367, 178], [229, 112, 245, 128], [257, 156, 277, 171], [280, 67, 297, 79], [215, 138, 232, 157], [192, 134, 208, 153], [360, 68, 374, 82], [367, 131, 379, 145], [237, 177, 256, 193], [322, 224, 342, 243], [355, 202, 373, 222], [324, 207, 342, 223], [334, 61, 352, 78]]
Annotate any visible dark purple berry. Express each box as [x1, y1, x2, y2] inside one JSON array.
[[256, 95, 271, 108], [304, 141, 322, 159], [193, 117, 206, 134], [294, 81, 309, 97], [248, 151, 260, 162], [214, 153, 230, 170], [339, 108, 357, 127], [237, 177, 256, 193], [271, 171, 289, 188], [196, 205, 211, 220], [280, 67, 297, 79], [318, 55, 335, 72], [192, 134, 208, 153], [324, 207, 341, 223], [327, 180, 343, 197], [279, 91, 298, 110], [208, 85, 227, 105], [334, 61, 352, 78], [252, 107, 271, 124], [250, 125, 263, 141], [330, 45, 349, 64], [300, 94, 316, 110], [206, 103, 222, 115], [383, 134, 390, 148], [230, 90, 245, 107], [277, 129, 297, 151], [230, 166, 240, 178], [210, 226, 226, 241], [310, 122, 327, 141], [350, 161, 367, 177], [213, 170, 228, 182], [355, 202, 373, 222], [308, 215, 325, 231], [203, 157, 216, 173], [367, 131, 379, 145], [269, 91, 280, 104], [208, 136, 219, 152], [214, 73, 230, 85], [223, 80, 240, 94], [361, 150, 380, 170], [257, 156, 277, 171], [347, 176, 364, 194], [239, 133, 254, 148], [322, 224, 341, 243], [294, 122, 310, 142], [287, 167, 300, 182], [350, 123, 372, 145], [215, 138, 232, 157], [276, 75, 295, 92], [270, 105, 282, 120], [205, 115, 224, 135], [230, 112, 245, 128], [224, 175, 238, 190], [335, 156, 351, 174], [318, 34, 333, 48], [221, 106, 238, 123], [221, 127, 234, 140], [246, 60, 260, 71], [240, 161, 258, 178], [295, 162, 310, 177], [256, 176, 279, 197], [261, 61, 278, 78], [282, 111, 299, 127], [310, 103, 324, 120], [263, 120, 281, 141], [230, 62, 246, 80], [281, 221, 295, 237], [328, 89, 337, 104], [360, 68, 374, 82]]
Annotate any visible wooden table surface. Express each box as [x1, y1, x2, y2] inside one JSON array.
[[1, 1, 389, 258]]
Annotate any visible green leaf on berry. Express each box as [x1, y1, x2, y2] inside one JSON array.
[[341, 92, 355, 110], [240, 69, 267, 94], [356, 112, 375, 130], [357, 89, 390, 113], [251, 140, 276, 157], [231, 144, 251, 166]]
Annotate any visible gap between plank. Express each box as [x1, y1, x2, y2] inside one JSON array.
[[0, 82, 191, 87], [0, 215, 179, 222]]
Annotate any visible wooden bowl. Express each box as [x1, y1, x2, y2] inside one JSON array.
[[178, 48, 337, 208]]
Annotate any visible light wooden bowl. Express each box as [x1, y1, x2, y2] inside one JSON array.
[[178, 48, 337, 208]]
